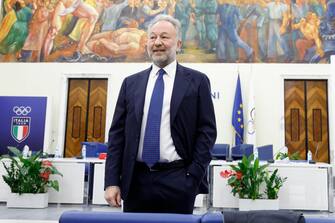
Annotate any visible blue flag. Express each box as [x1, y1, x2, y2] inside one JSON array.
[[232, 75, 244, 145]]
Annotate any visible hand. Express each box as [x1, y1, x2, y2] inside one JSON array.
[[317, 48, 324, 57], [104, 186, 121, 207], [279, 26, 286, 35]]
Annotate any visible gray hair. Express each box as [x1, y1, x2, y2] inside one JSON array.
[[147, 14, 182, 41]]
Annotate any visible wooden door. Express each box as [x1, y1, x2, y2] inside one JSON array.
[[64, 79, 108, 157], [284, 81, 307, 159], [284, 80, 329, 163], [87, 80, 107, 142], [306, 81, 329, 162]]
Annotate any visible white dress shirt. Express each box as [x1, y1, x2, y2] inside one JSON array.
[[137, 60, 182, 163]]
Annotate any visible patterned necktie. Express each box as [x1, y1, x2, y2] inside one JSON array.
[[142, 69, 165, 167]]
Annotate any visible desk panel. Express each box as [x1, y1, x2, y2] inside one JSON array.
[[0, 164, 11, 202], [48, 162, 85, 204], [93, 163, 107, 204]]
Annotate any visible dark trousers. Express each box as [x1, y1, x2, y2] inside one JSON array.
[[123, 162, 198, 214]]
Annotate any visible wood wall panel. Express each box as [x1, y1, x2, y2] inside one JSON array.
[[93, 106, 103, 138], [290, 108, 300, 142], [71, 106, 82, 138]]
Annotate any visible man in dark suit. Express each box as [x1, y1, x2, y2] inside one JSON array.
[[104, 14, 217, 214]]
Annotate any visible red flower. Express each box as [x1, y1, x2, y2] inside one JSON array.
[[42, 160, 52, 167], [40, 170, 51, 181], [220, 169, 233, 178], [236, 171, 243, 180]]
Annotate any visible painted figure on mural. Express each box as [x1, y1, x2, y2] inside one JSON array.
[[245, 0, 269, 61], [279, 0, 294, 62], [21, 0, 50, 62], [0, 0, 32, 61], [191, 0, 206, 48], [314, 0, 335, 62], [238, 0, 263, 61], [291, 0, 309, 61], [100, 0, 128, 32], [86, 25, 148, 59], [68, 0, 109, 43], [117, 0, 143, 29], [308, 0, 326, 17], [174, 0, 191, 45], [266, 0, 289, 61], [42, 0, 99, 60], [216, 0, 253, 62], [292, 12, 323, 61], [141, 0, 168, 29], [203, 0, 218, 53]]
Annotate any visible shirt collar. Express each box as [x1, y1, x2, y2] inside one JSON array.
[[151, 60, 177, 79]]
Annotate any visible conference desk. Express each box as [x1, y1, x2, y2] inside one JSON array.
[[3, 157, 329, 210], [210, 160, 333, 211]]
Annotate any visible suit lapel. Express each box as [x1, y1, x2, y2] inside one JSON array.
[[170, 64, 192, 123], [134, 67, 152, 125]]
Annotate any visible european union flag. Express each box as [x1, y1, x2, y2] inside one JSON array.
[[232, 75, 244, 145]]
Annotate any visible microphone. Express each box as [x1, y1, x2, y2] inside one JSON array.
[[308, 142, 319, 164]]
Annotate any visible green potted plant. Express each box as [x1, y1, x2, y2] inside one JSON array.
[[265, 169, 287, 200], [0, 146, 62, 208], [275, 151, 300, 161], [221, 155, 286, 210]]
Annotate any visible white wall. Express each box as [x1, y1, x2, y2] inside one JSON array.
[[0, 62, 332, 162]]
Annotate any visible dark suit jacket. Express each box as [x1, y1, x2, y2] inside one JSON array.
[[105, 63, 217, 200]]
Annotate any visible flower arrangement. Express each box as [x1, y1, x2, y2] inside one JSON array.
[[0, 147, 62, 194], [220, 155, 286, 200]]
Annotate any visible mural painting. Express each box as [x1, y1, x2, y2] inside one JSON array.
[[0, 0, 334, 63]]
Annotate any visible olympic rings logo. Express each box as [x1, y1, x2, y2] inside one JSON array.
[[13, 106, 32, 116]]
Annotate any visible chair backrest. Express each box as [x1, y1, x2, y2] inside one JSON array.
[[201, 213, 224, 223], [60, 210, 335, 223], [211, 144, 230, 160], [242, 144, 254, 157], [231, 144, 254, 160], [257, 145, 274, 161], [59, 211, 202, 223]]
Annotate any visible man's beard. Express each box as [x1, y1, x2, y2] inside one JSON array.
[[151, 54, 170, 68]]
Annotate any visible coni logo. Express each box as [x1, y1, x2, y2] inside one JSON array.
[[11, 106, 32, 143]]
